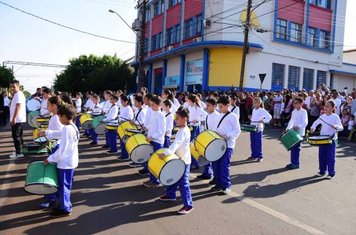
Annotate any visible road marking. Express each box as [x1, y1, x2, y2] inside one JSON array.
[[0, 161, 16, 209], [190, 173, 326, 235]]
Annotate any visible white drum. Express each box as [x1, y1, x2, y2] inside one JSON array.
[[27, 99, 41, 112]]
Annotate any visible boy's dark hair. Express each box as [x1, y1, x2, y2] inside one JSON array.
[[9, 80, 20, 85], [134, 95, 144, 104], [58, 104, 77, 121], [150, 95, 162, 106], [61, 93, 73, 105], [43, 87, 52, 94], [104, 90, 113, 96], [206, 98, 217, 106], [163, 99, 173, 108], [92, 94, 100, 100], [111, 94, 118, 101], [48, 96, 62, 106], [144, 93, 154, 101], [176, 107, 189, 120], [294, 97, 304, 104], [217, 96, 230, 105]]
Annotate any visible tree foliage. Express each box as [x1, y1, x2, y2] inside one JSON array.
[[54, 54, 135, 94], [0, 66, 15, 88]]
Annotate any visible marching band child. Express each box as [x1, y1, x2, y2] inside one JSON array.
[[158, 108, 193, 215], [88, 94, 102, 145], [102, 90, 113, 114], [212, 96, 241, 194], [143, 96, 166, 188], [285, 97, 308, 169], [248, 97, 272, 162], [118, 95, 134, 161], [40, 88, 52, 117], [162, 89, 178, 114], [104, 94, 119, 154], [196, 98, 220, 181], [310, 100, 343, 179], [45, 104, 79, 217], [229, 96, 240, 121], [74, 92, 82, 130], [162, 99, 174, 148]]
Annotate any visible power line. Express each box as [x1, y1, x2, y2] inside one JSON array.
[[0, 1, 135, 44]]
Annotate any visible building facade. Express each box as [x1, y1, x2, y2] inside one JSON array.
[[133, 0, 352, 93]]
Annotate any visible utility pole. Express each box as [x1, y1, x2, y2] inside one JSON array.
[[137, 0, 147, 92], [239, 0, 252, 92]]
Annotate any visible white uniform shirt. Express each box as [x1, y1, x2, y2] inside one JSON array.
[[164, 111, 174, 137], [119, 105, 134, 122], [229, 106, 240, 121], [85, 99, 94, 110], [164, 126, 191, 165], [102, 100, 112, 114], [75, 98, 82, 113], [92, 104, 103, 114], [144, 106, 152, 129], [331, 98, 342, 116], [10, 91, 26, 123], [40, 98, 49, 116], [205, 111, 220, 131], [134, 108, 146, 126], [45, 114, 64, 141], [188, 105, 206, 126], [103, 105, 119, 122], [311, 113, 343, 137], [286, 109, 308, 136], [251, 108, 272, 131], [147, 110, 166, 144], [48, 124, 79, 169], [173, 98, 180, 112], [216, 112, 241, 149]]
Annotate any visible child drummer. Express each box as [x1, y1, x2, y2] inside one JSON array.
[[310, 100, 343, 179], [45, 104, 79, 217], [285, 97, 308, 170], [103, 94, 119, 154], [158, 108, 193, 215]]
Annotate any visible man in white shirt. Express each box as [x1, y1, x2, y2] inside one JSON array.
[[9, 80, 27, 159], [331, 90, 342, 116]]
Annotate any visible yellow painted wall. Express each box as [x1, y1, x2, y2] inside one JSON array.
[[209, 48, 243, 87]]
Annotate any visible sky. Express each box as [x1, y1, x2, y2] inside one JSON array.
[[0, 0, 355, 93]]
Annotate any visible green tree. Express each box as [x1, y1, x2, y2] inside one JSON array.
[[54, 54, 134, 94], [0, 66, 15, 88]]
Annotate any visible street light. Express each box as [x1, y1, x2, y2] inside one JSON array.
[[108, 9, 140, 37]]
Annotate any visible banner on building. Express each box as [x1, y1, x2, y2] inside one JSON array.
[[165, 75, 180, 88], [186, 59, 203, 85]]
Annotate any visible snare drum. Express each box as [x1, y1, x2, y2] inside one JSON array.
[[280, 129, 303, 151], [23, 143, 48, 154], [24, 161, 58, 195], [117, 121, 138, 139], [26, 98, 41, 112], [105, 121, 119, 131], [241, 124, 258, 132], [190, 141, 209, 166], [80, 113, 93, 130], [92, 115, 105, 134], [194, 130, 227, 162], [307, 135, 332, 145], [148, 148, 186, 186], [125, 134, 154, 163], [33, 129, 47, 143], [27, 111, 40, 128]]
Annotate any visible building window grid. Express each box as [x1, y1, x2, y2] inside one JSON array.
[[166, 25, 181, 45], [288, 66, 300, 90], [303, 68, 314, 91], [153, 0, 164, 17], [276, 19, 288, 40], [316, 70, 327, 86], [272, 63, 285, 89], [309, 0, 330, 9], [168, 0, 181, 8], [290, 22, 303, 43], [307, 27, 317, 47], [184, 14, 203, 39], [151, 33, 163, 51]]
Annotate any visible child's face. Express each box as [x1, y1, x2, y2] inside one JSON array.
[[175, 115, 186, 127], [150, 102, 160, 111], [162, 104, 170, 112], [59, 114, 70, 125], [293, 101, 302, 110], [218, 103, 229, 113], [144, 98, 150, 106], [47, 102, 56, 113], [121, 100, 128, 107], [324, 102, 334, 114], [92, 98, 99, 105], [110, 98, 117, 105], [134, 100, 142, 108], [188, 99, 193, 106], [253, 100, 260, 109], [206, 103, 216, 114]]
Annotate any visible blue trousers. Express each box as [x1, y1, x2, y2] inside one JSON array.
[[144, 141, 162, 184], [119, 137, 129, 159], [57, 168, 74, 213], [75, 116, 81, 130], [84, 129, 89, 136], [190, 126, 200, 168], [45, 144, 60, 203], [166, 164, 193, 208], [202, 162, 217, 178], [318, 141, 336, 176], [106, 130, 117, 152], [250, 131, 263, 159], [89, 128, 98, 144], [215, 148, 233, 189], [164, 136, 171, 148], [290, 142, 301, 166]]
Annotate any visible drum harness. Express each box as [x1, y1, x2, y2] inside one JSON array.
[[217, 111, 230, 129]]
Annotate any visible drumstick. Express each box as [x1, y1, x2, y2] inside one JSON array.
[[318, 117, 337, 130]]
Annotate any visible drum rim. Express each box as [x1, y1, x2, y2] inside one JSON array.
[[158, 158, 185, 186], [24, 183, 58, 195], [203, 138, 227, 162]]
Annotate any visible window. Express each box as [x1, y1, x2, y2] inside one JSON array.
[[153, 0, 164, 17], [309, 0, 330, 9], [184, 14, 203, 39], [290, 23, 302, 43], [316, 70, 327, 86], [288, 66, 300, 90], [319, 30, 330, 49], [168, 0, 180, 8], [303, 68, 314, 91], [276, 19, 287, 40], [151, 33, 163, 51], [166, 24, 181, 45], [160, 0, 165, 13], [307, 27, 317, 47], [272, 63, 285, 90], [145, 7, 151, 21]]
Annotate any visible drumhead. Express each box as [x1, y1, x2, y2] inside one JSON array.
[[26, 99, 41, 111], [159, 159, 185, 186], [308, 135, 331, 140], [94, 124, 106, 135], [92, 112, 101, 116], [34, 137, 47, 143], [24, 184, 58, 195], [130, 144, 154, 164], [205, 139, 227, 162]]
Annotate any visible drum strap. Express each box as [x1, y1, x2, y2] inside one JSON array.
[[165, 112, 171, 118], [206, 115, 209, 130], [217, 112, 230, 129], [135, 108, 143, 121], [231, 106, 236, 113], [70, 123, 80, 142]]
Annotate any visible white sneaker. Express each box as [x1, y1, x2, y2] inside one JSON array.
[[9, 153, 24, 159], [222, 188, 231, 195]]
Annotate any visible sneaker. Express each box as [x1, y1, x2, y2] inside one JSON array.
[[209, 178, 216, 185], [50, 208, 71, 217], [196, 174, 212, 180], [89, 141, 98, 145], [159, 195, 176, 202], [222, 188, 231, 195], [190, 164, 199, 170], [256, 158, 263, 163], [39, 201, 56, 209], [210, 185, 222, 192], [117, 157, 129, 161], [317, 172, 326, 177], [106, 150, 118, 155], [178, 206, 193, 215], [247, 157, 256, 161], [128, 162, 141, 168], [9, 153, 24, 159], [143, 180, 161, 188], [326, 174, 335, 179], [286, 163, 299, 170], [102, 145, 109, 148], [138, 169, 149, 176]]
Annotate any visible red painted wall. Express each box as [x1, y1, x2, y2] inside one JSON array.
[[184, 0, 203, 20], [309, 5, 332, 31], [166, 4, 181, 28], [151, 14, 163, 35], [145, 22, 150, 38], [278, 0, 305, 24]]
